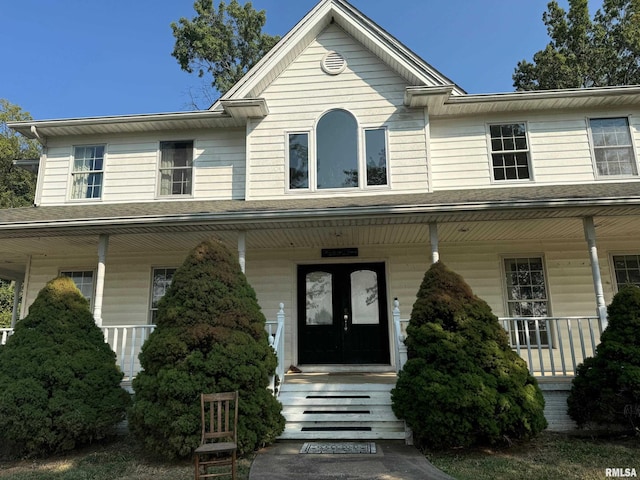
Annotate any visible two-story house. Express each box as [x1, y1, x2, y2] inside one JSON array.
[[2, 0, 640, 437]]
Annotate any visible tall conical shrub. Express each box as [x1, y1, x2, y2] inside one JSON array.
[[129, 239, 284, 458], [391, 262, 547, 448], [568, 284, 640, 430], [0, 277, 130, 457]]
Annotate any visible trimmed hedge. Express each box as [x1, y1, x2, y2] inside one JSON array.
[[567, 284, 640, 430], [129, 239, 284, 458], [0, 277, 130, 457], [391, 261, 547, 448]]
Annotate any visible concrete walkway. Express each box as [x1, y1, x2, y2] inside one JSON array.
[[248, 441, 455, 480]]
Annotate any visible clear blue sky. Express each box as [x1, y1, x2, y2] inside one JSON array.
[[1, 0, 603, 120]]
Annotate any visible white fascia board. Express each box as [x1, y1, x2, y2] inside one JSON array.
[[446, 85, 640, 106], [334, 0, 465, 94], [211, 0, 334, 111], [7, 110, 231, 139]]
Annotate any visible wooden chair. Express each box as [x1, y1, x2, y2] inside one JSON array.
[[194, 391, 239, 480]]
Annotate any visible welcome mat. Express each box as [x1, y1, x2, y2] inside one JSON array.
[[300, 442, 377, 454]]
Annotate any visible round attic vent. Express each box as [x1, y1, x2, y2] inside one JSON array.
[[321, 51, 347, 75]]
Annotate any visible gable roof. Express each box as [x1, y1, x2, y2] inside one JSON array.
[[211, 0, 465, 111]]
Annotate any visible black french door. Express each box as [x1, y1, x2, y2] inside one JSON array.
[[297, 263, 390, 365]]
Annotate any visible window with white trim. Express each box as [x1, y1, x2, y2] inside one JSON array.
[[150, 267, 176, 323], [589, 117, 638, 177], [159, 141, 193, 196], [287, 109, 389, 192], [503, 257, 549, 346], [612, 254, 640, 289], [489, 123, 531, 181], [60, 270, 95, 305], [71, 145, 104, 199]]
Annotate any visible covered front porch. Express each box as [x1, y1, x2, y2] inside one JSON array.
[[1, 190, 639, 435]]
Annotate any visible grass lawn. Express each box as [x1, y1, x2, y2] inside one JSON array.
[[428, 431, 640, 480], [1, 432, 638, 480], [0, 435, 252, 480]]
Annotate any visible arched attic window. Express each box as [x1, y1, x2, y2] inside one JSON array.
[[317, 109, 358, 189]]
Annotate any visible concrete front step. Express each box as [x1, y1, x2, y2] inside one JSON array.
[[278, 378, 406, 441]]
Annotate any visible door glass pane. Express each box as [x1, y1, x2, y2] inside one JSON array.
[[351, 270, 379, 325], [306, 272, 333, 325]]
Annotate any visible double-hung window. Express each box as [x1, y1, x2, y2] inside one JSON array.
[[503, 257, 549, 346], [489, 123, 531, 181], [612, 254, 640, 289], [159, 141, 193, 196], [60, 270, 95, 306], [72, 145, 104, 199], [287, 109, 389, 191], [150, 267, 176, 323], [589, 117, 638, 177]]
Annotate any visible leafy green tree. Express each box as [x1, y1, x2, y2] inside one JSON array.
[[567, 284, 640, 430], [129, 239, 284, 459], [0, 99, 38, 208], [513, 0, 640, 90], [0, 277, 130, 458], [391, 262, 547, 449], [0, 280, 16, 328], [171, 0, 280, 100]]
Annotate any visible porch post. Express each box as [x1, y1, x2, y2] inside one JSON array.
[[583, 217, 608, 329], [93, 234, 109, 328], [10, 279, 22, 328], [429, 222, 439, 264], [238, 231, 246, 274]]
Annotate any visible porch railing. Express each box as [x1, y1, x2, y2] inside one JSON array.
[[1, 328, 12, 345], [102, 325, 156, 382], [392, 301, 602, 378], [499, 316, 601, 377], [266, 303, 286, 396], [1, 307, 287, 389]]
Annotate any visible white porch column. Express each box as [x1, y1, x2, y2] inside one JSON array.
[[93, 234, 109, 327], [10, 279, 22, 328], [238, 231, 246, 274], [429, 222, 440, 264], [583, 217, 608, 329]]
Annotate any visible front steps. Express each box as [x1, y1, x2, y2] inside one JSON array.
[[278, 373, 406, 440]]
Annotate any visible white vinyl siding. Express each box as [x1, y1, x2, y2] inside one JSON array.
[[38, 129, 246, 205], [429, 113, 638, 190], [248, 24, 428, 199]]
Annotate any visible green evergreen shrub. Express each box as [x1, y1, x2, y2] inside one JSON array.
[[129, 239, 284, 458], [391, 261, 547, 448], [567, 284, 640, 430], [0, 277, 130, 458]]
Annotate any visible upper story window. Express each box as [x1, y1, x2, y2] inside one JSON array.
[[287, 109, 388, 192], [489, 123, 531, 181], [612, 254, 640, 289], [317, 110, 359, 189], [589, 117, 638, 177], [72, 145, 104, 199], [159, 141, 193, 196]]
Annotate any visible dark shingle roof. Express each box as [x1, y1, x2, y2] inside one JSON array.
[[0, 182, 639, 235]]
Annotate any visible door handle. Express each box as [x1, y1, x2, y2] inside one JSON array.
[[343, 314, 348, 332]]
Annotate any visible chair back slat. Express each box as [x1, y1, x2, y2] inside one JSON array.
[[200, 392, 238, 443]]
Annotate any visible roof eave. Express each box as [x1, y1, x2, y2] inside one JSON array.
[[1, 195, 639, 234]]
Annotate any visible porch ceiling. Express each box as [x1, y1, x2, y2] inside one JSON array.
[[1, 214, 639, 277]]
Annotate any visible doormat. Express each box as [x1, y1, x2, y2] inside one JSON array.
[[299, 442, 377, 454]]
